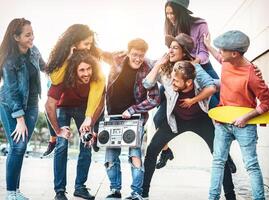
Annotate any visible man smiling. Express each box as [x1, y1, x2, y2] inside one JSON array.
[[104, 38, 160, 200], [45, 49, 103, 200]]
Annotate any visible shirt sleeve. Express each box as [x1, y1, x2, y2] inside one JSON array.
[[49, 61, 68, 85], [47, 84, 64, 100], [194, 23, 210, 64], [2, 62, 25, 118], [194, 63, 216, 88], [127, 83, 160, 115], [141, 58, 161, 89], [248, 67, 269, 114]]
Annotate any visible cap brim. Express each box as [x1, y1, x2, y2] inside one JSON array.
[[186, 8, 193, 14], [165, 35, 176, 47]]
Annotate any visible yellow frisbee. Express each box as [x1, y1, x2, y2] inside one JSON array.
[[208, 106, 269, 124]]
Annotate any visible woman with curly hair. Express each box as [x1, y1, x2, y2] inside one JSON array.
[[43, 24, 106, 156]]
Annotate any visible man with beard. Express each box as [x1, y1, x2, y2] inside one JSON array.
[[45, 50, 104, 200]]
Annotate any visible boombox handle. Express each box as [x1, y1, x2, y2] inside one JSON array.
[[104, 114, 142, 121]]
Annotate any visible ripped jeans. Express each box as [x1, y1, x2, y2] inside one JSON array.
[[105, 146, 144, 195]]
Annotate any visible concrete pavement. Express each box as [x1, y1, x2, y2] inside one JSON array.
[[1, 151, 266, 200], [0, 155, 214, 200], [1, 131, 269, 200]]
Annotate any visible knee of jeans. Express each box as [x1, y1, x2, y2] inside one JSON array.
[[146, 143, 161, 158], [55, 138, 68, 152], [9, 143, 27, 155], [212, 156, 226, 167], [129, 156, 143, 171], [105, 161, 120, 171], [244, 158, 260, 172]]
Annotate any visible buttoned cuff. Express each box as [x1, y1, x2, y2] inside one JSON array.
[[127, 107, 135, 115]]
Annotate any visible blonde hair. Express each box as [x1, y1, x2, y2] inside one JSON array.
[[127, 38, 148, 53]]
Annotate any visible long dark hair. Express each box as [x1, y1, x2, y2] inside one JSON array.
[[164, 2, 201, 36], [46, 24, 100, 74], [0, 18, 31, 80], [63, 49, 100, 88]]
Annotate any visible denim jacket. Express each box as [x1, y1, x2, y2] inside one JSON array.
[[0, 46, 45, 118], [143, 63, 216, 133]]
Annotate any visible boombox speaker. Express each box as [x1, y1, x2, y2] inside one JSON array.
[[97, 114, 143, 148]]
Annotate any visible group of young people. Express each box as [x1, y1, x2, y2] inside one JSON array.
[[0, 0, 268, 200]]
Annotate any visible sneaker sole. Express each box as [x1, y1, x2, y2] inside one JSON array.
[[74, 194, 95, 200]]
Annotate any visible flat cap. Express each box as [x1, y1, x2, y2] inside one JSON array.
[[213, 30, 250, 53]]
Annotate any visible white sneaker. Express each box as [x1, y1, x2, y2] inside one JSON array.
[[125, 193, 144, 200], [132, 194, 144, 200], [6, 191, 16, 200], [16, 190, 29, 200]]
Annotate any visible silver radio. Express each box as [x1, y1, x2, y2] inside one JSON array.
[[97, 114, 143, 148]]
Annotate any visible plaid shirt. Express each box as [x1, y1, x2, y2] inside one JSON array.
[[107, 58, 160, 123]]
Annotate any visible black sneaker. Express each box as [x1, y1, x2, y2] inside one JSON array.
[[54, 191, 68, 200], [156, 147, 174, 169], [106, 189, 122, 199], [74, 187, 95, 200], [43, 141, 56, 156]]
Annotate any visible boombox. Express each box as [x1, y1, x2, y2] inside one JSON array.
[[97, 114, 143, 148]]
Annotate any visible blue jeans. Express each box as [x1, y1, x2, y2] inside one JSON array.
[[54, 107, 92, 192], [105, 145, 144, 195], [209, 123, 265, 200], [0, 103, 38, 191]]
